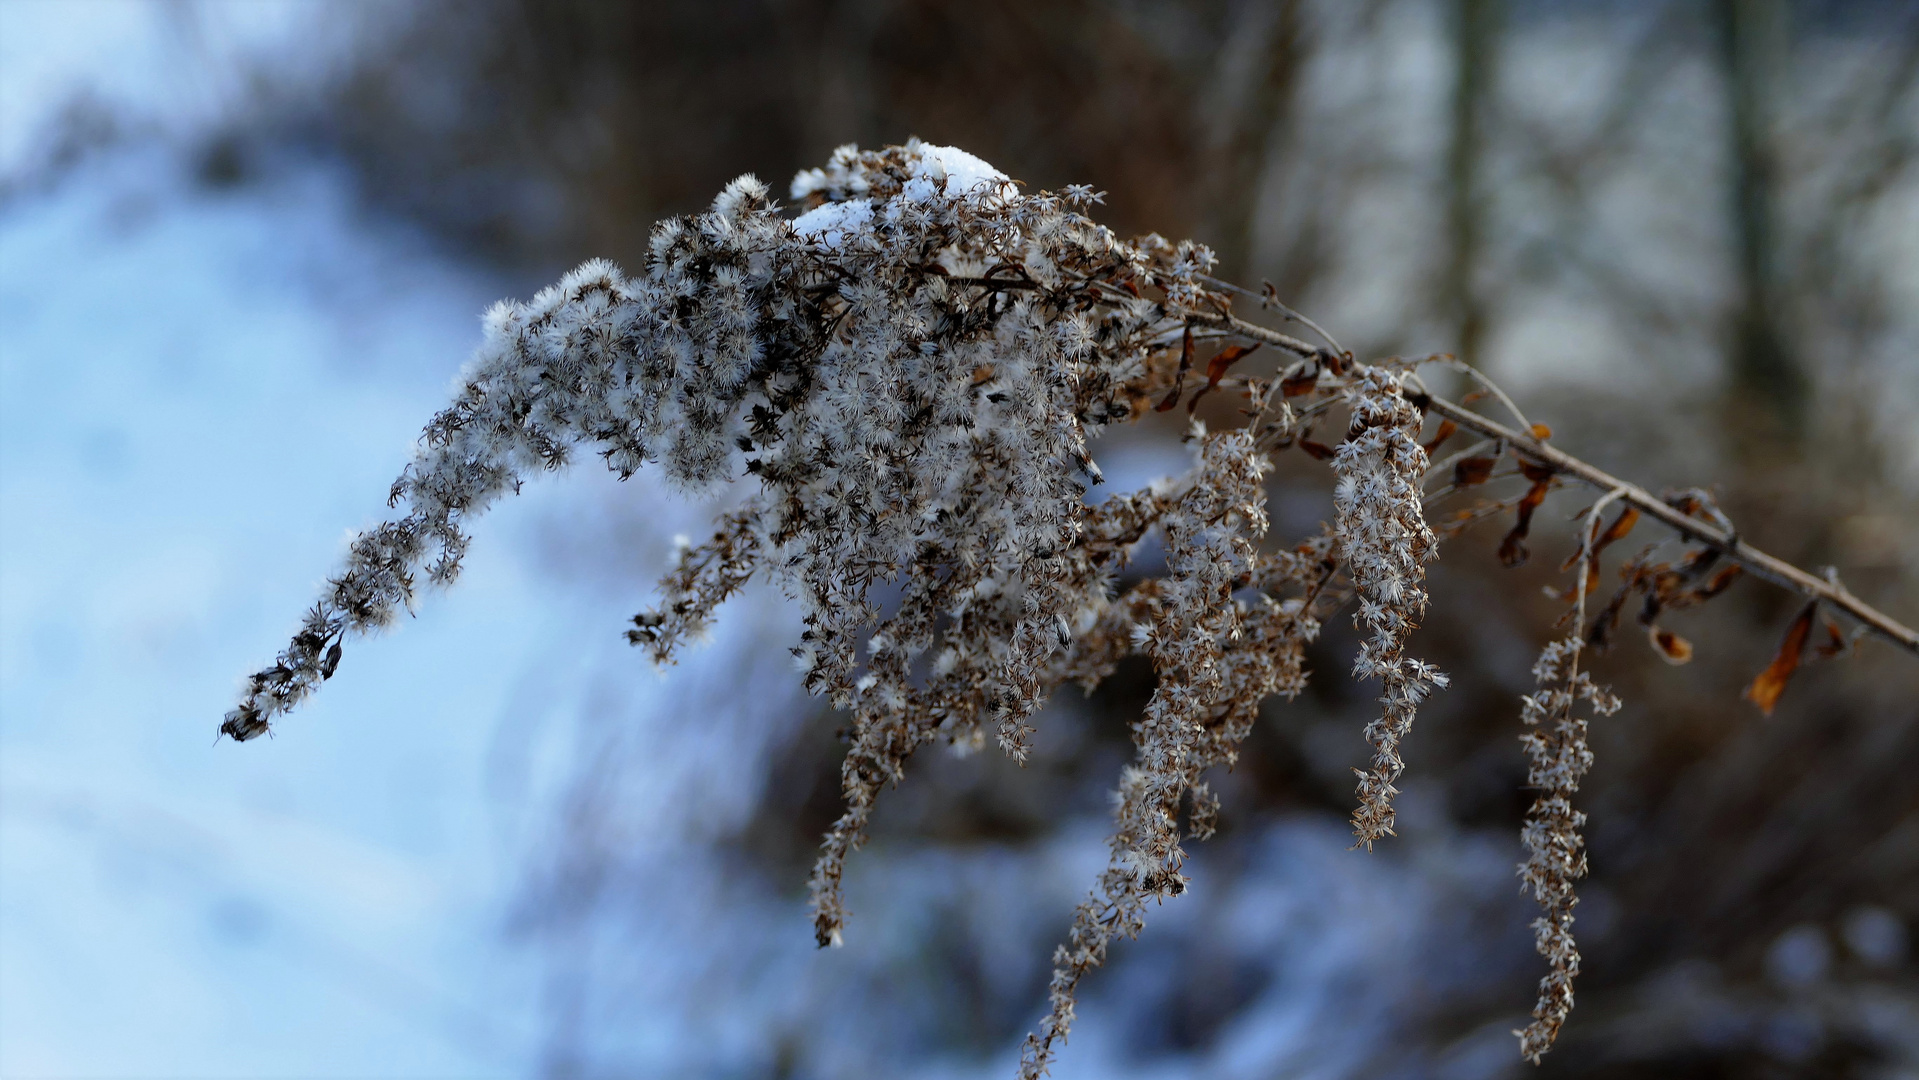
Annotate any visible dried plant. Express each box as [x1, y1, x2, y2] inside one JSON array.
[[221, 141, 1917, 1072]]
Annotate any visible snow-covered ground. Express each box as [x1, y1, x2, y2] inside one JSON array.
[[0, 1, 358, 176], [0, 9, 592, 1070], [0, 141, 559, 1074]]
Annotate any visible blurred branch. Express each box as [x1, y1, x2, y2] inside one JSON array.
[[1443, 0, 1501, 368]]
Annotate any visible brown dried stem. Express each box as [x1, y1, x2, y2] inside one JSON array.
[[1205, 310, 1917, 657], [1418, 392, 1919, 657]]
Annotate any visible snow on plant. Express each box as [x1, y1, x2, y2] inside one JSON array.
[[1334, 366, 1446, 849], [222, 141, 1918, 1072]]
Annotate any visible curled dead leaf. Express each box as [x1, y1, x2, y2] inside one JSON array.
[[1280, 368, 1319, 398], [1186, 343, 1260, 413], [1499, 467, 1556, 568], [1648, 625, 1693, 665], [1693, 564, 1743, 602], [1453, 457, 1496, 487], [1815, 616, 1849, 658], [1558, 507, 1642, 601], [1744, 601, 1816, 715], [1155, 323, 1195, 412], [1421, 419, 1457, 456], [1587, 583, 1633, 652], [1594, 507, 1639, 557]]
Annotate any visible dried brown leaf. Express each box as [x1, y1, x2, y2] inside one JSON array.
[[1155, 323, 1195, 412], [1587, 583, 1633, 652], [1744, 601, 1816, 715], [1593, 506, 1639, 557], [1186, 343, 1260, 413], [1648, 625, 1693, 664], [1453, 456, 1496, 487], [1499, 468, 1555, 568], [1280, 368, 1319, 398], [1815, 617, 1849, 658], [1548, 506, 1641, 602], [1691, 564, 1743, 602]]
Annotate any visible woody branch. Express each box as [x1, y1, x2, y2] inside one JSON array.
[[1204, 310, 1919, 658]]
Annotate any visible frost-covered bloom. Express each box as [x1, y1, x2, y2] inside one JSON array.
[[223, 141, 1242, 954], [1514, 636, 1620, 1062], [1333, 367, 1445, 848], [1022, 428, 1325, 1079], [229, 140, 1719, 1076]]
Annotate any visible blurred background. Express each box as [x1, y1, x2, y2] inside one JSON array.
[[1, 1, 1916, 1077]]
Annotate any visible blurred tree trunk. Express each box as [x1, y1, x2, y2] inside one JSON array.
[[1207, 0, 1304, 283], [1714, 0, 1807, 446], [1446, 0, 1501, 370], [800, 0, 882, 159]]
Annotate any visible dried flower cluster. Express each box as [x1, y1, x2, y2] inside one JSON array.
[[223, 141, 1913, 1072], [1334, 367, 1446, 848], [1515, 636, 1620, 1062]]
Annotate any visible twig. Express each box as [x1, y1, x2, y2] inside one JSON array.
[[1195, 311, 1341, 368], [1207, 312, 1918, 657], [1423, 437, 1498, 492], [1419, 357, 1533, 434], [1569, 487, 1631, 685], [1425, 395, 1919, 657], [1199, 275, 1347, 358]]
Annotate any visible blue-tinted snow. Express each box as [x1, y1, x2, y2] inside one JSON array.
[[0, 145, 558, 1076]]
